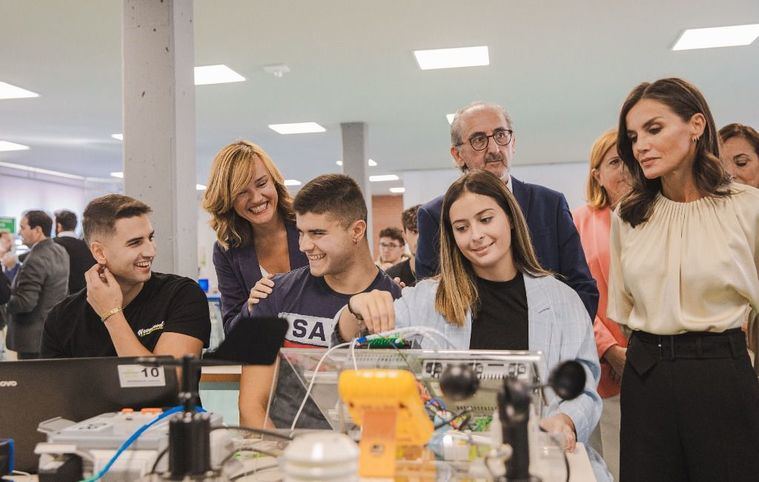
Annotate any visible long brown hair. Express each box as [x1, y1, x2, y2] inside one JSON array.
[[202, 141, 294, 250], [616, 78, 731, 227], [435, 170, 550, 326]]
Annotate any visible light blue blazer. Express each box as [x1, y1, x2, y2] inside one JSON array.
[[391, 274, 602, 445]]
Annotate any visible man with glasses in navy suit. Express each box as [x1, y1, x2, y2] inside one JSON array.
[[415, 101, 599, 320]]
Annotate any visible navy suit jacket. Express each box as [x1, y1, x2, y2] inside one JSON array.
[[213, 220, 308, 333], [416, 176, 598, 320]]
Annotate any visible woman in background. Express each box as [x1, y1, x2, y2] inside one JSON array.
[[610, 78, 759, 481], [719, 123, 759, 189], [572, 129, 631, 479], [202, 141, 307, 333]]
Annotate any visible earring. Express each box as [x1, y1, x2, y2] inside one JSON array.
[[692, 136, 699, 143], [353, 238, 358, 244]]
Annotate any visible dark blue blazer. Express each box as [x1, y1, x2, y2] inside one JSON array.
[[415, 176, 598, 320], [213, 220, 308, 333]]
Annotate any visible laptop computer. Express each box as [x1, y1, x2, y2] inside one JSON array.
[[0, 356, 179, 473]]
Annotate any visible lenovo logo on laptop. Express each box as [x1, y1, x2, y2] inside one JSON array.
[[0, 380, 18, 387]]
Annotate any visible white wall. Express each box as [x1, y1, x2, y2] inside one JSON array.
[[402, 162, 589, 211], [0, 171, 121, 236]]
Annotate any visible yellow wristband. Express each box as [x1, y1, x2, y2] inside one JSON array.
[[101, 307, 122, 323]]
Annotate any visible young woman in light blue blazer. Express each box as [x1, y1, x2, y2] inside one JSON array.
[[335, 169, 602, 454]]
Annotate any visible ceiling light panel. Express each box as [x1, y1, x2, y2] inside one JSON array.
[[0, 161, 83, 180], [414, 46, 489, 70], [0, 81, 39, 100], [268, 122, 326, 135], [0, 141, 30, 152], [284, 179, 302, 186], [110, 171, 124, 178], [390, 187, 406, 194], [673, 24, 759, 50], [194, 65, 246, 85], [111, 133, 123, 141], [369, 174, 399, 182]]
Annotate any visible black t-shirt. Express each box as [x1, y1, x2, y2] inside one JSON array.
[[385, 258, 416, 287], [41, 272, 211, 358], [469, 272, 529, 350]]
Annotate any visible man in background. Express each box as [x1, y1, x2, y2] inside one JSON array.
[[53, 209, 96, 294], [4, 211, 69, 359], [386, 204, 420, 287], [0, 231, 20, 283], [376, 227, 406, 270]]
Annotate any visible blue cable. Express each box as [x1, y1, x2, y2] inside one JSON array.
[[80, 405, 187, 481]]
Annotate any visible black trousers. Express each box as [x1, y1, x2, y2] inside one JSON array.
[[620, 329, 759, 482]]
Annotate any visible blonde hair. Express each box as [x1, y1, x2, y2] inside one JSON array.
[[202, 141, 294, 250], [585, 129, 618, 209], [435, 170, 551, 326]]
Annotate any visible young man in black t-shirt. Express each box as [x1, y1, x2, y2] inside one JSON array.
[[233, 174, 402, 428], [41, 194, 210, 359]]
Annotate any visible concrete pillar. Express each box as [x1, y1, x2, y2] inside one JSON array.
[[340, 122, 373, 248], [122, 0, 197, 278]]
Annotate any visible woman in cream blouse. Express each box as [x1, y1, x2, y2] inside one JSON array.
[[609, 78, 759, 482]]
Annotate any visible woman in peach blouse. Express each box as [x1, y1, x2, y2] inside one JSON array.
[[573, 129, 631, 480]]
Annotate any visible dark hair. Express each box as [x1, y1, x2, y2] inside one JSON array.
[[719, 123, 759, 157], [54, 210, 78, 232], [401, 204, 421, 232], [617, 78, 731, 227], [378, 227, 404, 245], [83, 194, 152, 243], [293, 174, 367, 229], [23, 210, 53, 237]]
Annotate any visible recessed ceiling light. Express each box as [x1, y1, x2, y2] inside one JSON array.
[[414, 46, 489, 70], [390, 187, 406, 194], [284, 179, 302, 186], [268, 122, 326, 135], [0, 161, 83, 180], [446, 113, 455, 124], [196, 184, 206, 191], [369, 174, 399, 182], [194, 65, 246, 85], [110, 171, 124, 179], [0, 141, 30, 152], [0, 81, 39, 100], [368, 159, 378, 167], [336, 160, 343, 166], [111, 133, 123, 141], [673, 24, 759, 50]]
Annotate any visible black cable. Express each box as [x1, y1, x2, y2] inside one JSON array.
[[210, 424, 294, 441], [228, 462, 281, 481], [147, 447, 169, 476], [542, 430, 571, 482], [433, 409, 472, 430], [146, 425, 289, 476]]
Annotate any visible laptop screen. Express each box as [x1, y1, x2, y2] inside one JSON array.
[[0, 356, 178, 473]]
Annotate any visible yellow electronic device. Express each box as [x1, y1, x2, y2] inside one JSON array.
[[338, 369, 434, 478]]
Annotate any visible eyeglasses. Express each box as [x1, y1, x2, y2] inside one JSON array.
[[456, 129, 514, 151], [379, 242, 402, 249]]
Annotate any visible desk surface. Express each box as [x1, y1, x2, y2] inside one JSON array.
[[7, 443, 596, 481]]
